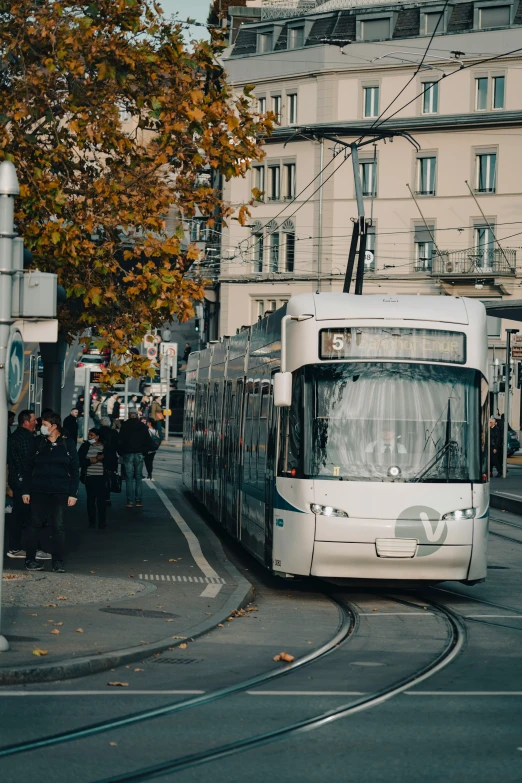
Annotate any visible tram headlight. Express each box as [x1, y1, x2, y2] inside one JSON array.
[[310, 504, 348, 518], [441, 508, 476, 521]]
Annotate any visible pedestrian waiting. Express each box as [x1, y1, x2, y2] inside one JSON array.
[[144, 420, 161, 479], [6, 409, 37, 559], [63, 407, 79, 441], [117, 411, 150, 508], [22, 412, 79, 573], [78, 428, 107, 529]]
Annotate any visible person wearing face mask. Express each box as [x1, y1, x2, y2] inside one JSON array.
[[78, 428, 107, 529], [6, 409, 37, 559], [22, 412, 79, 573]]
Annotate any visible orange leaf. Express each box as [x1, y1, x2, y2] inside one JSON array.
[[32, 648, 49, 657], [75, 628, 84, 633], [50, 629, 60, 635], [178, 643, 187, 649], [107, 682, 129, 687]]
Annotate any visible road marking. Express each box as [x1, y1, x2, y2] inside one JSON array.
[[405, 691, 522, 696], [359, 612, 434, 616], [201, 583, 223, 598], [465, 615, 522, 618], [247, 691, 365, 696], [138, 574, 225, 584], [0, 690, 205, 697]]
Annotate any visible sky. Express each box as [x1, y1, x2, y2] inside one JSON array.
[[159, 0, 210, 26]]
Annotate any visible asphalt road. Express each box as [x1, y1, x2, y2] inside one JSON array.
[[2, 370, 522, 782]]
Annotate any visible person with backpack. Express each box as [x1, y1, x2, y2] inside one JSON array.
[[22, 412, 79, 573], [78, 428, 107, 528], [144, 420, 161, 479]]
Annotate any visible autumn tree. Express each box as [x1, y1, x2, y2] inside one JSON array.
[[0, 0, 271, 382]]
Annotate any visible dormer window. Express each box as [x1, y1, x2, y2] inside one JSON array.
[[424, 11, 444, 34], [258, 31, 273, 53], [479, 5, 510, 27], [288, 26, 304, 49], [361, 18, 390, 41]]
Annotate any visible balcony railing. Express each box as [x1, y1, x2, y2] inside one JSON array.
[[431, 247, 517, 276]]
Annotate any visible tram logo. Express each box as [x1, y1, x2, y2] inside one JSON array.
[[395, 506, 447, 556]]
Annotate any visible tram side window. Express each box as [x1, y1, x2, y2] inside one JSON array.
[[244, 382, 254, 484], [480, 375, 489, 479], [278, 372, 303, 477], [258, 377, 271, 488]]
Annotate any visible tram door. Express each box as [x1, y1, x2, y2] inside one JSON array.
[[221, 379, 243, 539], [264, 374, 277, 567]]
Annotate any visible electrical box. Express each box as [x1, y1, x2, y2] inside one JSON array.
[[19, 271, 57, 318]]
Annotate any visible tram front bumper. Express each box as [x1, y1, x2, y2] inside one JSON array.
[[311, 541, 472, 580]]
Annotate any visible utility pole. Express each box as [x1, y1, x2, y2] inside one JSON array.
[[503, 329, 518, 479], [0, 161, 19, 651]]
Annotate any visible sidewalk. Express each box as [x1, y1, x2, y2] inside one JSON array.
[[0, 441, 251, 684], [490, 461, 522, 515]]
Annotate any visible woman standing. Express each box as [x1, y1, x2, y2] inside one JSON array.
[[22, 413, 79, 573], [78, 428, 107, 529], [144, 420, 161, 480]]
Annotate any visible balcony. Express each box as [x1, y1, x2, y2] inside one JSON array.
[[431, 247, 517, 277]]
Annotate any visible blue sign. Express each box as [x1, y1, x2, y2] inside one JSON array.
[[7, 329, 24, 404]]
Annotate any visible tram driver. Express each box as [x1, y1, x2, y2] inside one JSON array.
[[366, 427, 407, 456]]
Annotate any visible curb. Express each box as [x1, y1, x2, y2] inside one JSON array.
[[0, 529, 253, 686], [490, 491, 522, 516]]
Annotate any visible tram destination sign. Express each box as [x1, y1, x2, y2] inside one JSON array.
[[319, 327, 466, 364]]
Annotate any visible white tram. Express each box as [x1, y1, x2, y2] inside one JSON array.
[[183, 293, 489, 583]]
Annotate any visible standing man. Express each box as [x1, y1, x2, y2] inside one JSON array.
[[183, 343, 192, 363], [489, 417, 503, 478], [111, 395, 121, 423], [117, 411, 150, 508], [106, 392, 118, 419], [6, 410, 36, 558], [63, 408, 79, 441]]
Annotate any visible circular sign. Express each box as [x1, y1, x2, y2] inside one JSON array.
[[147, 345, 158, 359], [6, 329, 24, 404], [364, 250, 374, 265], [153, 334, 162, 345], [395, 505, 447, 557]]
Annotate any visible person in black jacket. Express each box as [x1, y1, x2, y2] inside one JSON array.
[[78, 428, 106, 529], [117, 412, 150, 508], [22, 412, 79, 573], [6, 409, 37, 558], [63, 408, 79, 441], [489, 417, 503, 478]]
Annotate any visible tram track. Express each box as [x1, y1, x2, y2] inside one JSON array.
[[489, 515, 522, 545], [89, 597, 465, 783]]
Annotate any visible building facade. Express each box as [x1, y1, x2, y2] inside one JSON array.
[[212, 0, 522, 423]]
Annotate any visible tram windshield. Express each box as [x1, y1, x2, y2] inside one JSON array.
[[279, 363, 488, 483]]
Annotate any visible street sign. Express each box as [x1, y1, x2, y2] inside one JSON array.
[[153, 334, 162, 345], [6, 329, 23, 404], [147, 345, 158, 359], [364, 250, 374, 265], [160, 342, 178, 359], [511, 334, 522, 358]]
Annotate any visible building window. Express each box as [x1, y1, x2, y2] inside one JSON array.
[[287, 93, 298, 124], [288, 26, 304, 48], [256, 300, 265, 320], [365, 227, 376, 271], [487, 316, 501, 337], [189, 219, 206, 242], [363, 86, 379, 118], [493, 76, 505, 109], [269, 233, 280, 271], [475, 77, 488, 110], [267, 300, 277, 312], [272, 95, 282, 123], [258, 32, 273, 53], [258, 96, 266, 114], [361, 18, 390, 40], [283, 163, 296, 200], [416, 156, 436, 196], [424, 11, 444, 34], [360, 160, 377, 197], [284, 232, 295, 272], [476, 153, 496, 193], [414, 225, 435, 271], [475, 225, 495, 270], [253, 233, 264, 273], [422, 81, 438, 114], [479, 5, 510, 28], [253, 166, 265, 201], [268, 166, 280, 200]]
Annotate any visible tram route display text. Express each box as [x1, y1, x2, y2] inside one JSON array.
[[319, 328, 466, 364]]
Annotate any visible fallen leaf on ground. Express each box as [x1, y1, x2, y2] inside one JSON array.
[[44, 603, 56, 607], [178, 643, 188, 649], [205, 612, 211, 615], [168, 559, 177, 562], [109, 742, 118, 747], [56, 596, 67, 601], [217, 624, 223, 627], [171, 636, 186, 639], [90, 571, 96, 574], [227, 617, 233, 622], [107, 682, 129, 687], [54, 622, 63, 626], [273, 652, 295, 663], [32, 648, 48, 657], [134, 668, 144, 672], [50, 629, 60, 635], [28, 613, 38, 617], [165, 619, 174, 622], [75, 628, 83, 633], [47, 619, 54, 623]]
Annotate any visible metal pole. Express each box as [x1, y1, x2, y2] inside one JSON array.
[[503, 329, 518, 478], [164, 355, 170, 443], [124, 377, 129, 420], [83, 366, 90, 441], [317, 137, 324, 292], [28, 354, 36, 410], [0, 160, 19, 652]]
